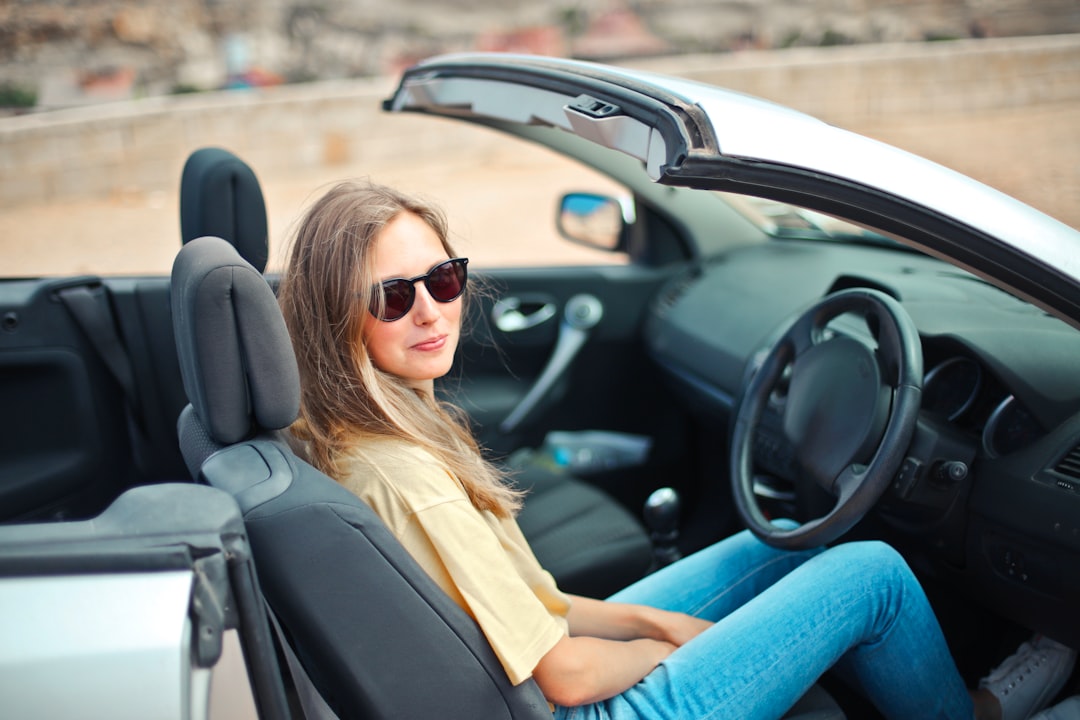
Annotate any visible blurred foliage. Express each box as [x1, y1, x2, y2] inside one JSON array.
[[819, 28, 854, 46], [0, 82, 37, 108], [925, 32, 963, 42], [558, 7, 588, 37]]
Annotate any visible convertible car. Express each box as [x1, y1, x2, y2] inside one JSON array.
[[2, 53, 1078, 718]]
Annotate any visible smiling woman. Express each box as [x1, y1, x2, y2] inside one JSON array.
[[360, 211, 466, 390]]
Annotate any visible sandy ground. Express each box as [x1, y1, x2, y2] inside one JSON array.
[[2, 99, 1078, 278]]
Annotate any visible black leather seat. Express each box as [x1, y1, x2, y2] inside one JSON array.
[[172, 235, 552, 718], [180, 146, 269, 272], [177, 146, 653, 598]]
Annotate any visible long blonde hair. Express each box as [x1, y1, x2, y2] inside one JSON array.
[[278, 180, 522, 517]]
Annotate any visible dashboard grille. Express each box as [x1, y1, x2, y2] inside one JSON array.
[[653, 272, 696, 318], [1055, 444, 1080, 480]]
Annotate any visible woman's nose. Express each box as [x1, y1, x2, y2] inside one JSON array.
[[410, 284, 441, 323]]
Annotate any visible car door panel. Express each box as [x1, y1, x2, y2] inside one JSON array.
[[0, 278, 134, 521], [0, 275, 192, 522], [458, 265, 657, 440], [454, 264, 695, 514]]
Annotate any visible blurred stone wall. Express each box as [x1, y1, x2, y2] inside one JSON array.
[[626, 33, 1080, 120], [3, 0, 1079, 105], [0, 34, 1077, 217]]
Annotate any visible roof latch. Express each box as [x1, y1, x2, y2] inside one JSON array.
[[568, 94, 621, 119]]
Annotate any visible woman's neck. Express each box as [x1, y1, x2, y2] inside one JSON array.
[[406, 378, 436, 400]]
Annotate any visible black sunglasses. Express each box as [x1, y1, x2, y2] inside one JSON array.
[[369, 257, 469, 322]]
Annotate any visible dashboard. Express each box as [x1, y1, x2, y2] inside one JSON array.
[[643, 238, 1080, 645], [646, 239, 1080, 451], [923, 352, 1042, 459]]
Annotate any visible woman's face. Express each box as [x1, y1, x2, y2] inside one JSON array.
[[361, 211, 462, 394]]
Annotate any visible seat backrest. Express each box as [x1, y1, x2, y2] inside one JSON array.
[[171, 236, 551, 719], [180, 148, 270, 272]]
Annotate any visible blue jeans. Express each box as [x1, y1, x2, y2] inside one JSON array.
[[553, 528, 973, 720]]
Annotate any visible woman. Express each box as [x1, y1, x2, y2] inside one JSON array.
[[278, 180, 1072, 720]]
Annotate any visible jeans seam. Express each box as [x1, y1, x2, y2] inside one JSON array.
[[690, 551, 808, 619]]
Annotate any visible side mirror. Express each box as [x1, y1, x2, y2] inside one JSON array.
[[556, 192, 632, 252]]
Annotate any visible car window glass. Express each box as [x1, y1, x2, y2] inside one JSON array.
[[718, 192, 902, 248]]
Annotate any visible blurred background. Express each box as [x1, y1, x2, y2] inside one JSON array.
[[1, 0, 1079, 274], [5, 0, 1079, 99]]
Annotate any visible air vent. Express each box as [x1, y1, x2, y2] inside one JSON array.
[[1054, 444, 1080, 480], [653, 271, 696, 317]]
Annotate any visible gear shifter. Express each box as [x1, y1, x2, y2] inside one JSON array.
[[644, 487, 681, 569]]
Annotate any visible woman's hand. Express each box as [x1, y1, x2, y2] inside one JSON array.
[[648, 606, 713, 647], [566, 594, 712, 647]]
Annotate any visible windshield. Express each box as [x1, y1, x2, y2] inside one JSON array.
[[718, 192, 905, 249]]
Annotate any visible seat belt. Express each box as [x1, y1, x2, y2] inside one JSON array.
[[56, 283, 151, 468], [264, 599, 340, 720], [57, 284, 140, 413]]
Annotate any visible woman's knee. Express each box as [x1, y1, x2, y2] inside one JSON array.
[[771, 517, 800, 531], [846, 539, 903, 564], [819, 540, 915, 587]]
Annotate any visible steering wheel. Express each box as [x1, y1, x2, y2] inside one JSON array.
[[730, 288, 923, 549]]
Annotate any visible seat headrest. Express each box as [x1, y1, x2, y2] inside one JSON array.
[[180, 147, 269, 273], [171, 236, 300, 445]]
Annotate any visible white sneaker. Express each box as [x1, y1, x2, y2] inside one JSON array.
[[1030, 696, 1080, 720], [979, 635, 1077, 720]]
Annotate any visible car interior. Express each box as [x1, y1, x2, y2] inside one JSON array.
[[2, 62, 1079, 717]]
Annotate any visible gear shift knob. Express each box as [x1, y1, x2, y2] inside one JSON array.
[[643, 487, 681, 568]]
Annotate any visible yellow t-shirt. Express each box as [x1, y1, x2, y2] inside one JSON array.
[[337, 437, 571, 686]]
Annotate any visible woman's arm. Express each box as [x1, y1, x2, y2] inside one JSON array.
[[567, 594, 712, 647], [532, 633, 676, 706], [531, 595, 714, 706]]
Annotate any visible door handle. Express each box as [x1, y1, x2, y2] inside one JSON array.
[[499, 294, 604, 434], [492, 297, 557, 333]]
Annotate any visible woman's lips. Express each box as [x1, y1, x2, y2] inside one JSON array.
[[412, 334, 447, 352]]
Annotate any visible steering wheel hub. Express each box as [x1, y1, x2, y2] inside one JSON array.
[[784, 336, 891, 493]]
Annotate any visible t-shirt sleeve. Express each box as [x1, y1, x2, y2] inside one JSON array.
[[413, 497, 567, 686], [339, 442, 568, 686]]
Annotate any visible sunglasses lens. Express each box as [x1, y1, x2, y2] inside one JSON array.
[[426, 259, 467, 302], [368, 259, 468, 321], [379, 280, 415, 321]]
